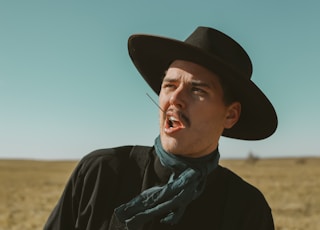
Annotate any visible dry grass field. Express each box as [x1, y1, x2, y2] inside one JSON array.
[[0, 157, 319, 230]]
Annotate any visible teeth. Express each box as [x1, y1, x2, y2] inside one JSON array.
[[168, 116, 177, 128], [169, 116, 178, 122]]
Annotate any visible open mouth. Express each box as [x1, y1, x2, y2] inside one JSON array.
[[168, 116, 180, 128], [165, 114, 186, 133]]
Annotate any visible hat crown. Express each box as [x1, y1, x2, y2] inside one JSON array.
[[184, 27, 252, 79]]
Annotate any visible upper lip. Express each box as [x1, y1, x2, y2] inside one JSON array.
[[165, 109, 189, 127], [166, 110, 181, 121]]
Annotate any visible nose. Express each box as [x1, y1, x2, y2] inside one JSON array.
[[169, 85, 186, 109]]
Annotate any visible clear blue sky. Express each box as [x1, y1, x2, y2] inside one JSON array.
[[1, 1, 319, 160]]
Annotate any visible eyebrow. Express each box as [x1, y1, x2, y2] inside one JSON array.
[[162, 77, 213, 89], [162, 76, 177, 82], [191, 81, 212, 89]]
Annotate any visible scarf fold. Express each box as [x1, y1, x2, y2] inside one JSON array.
[[114, 136, 220, 229]]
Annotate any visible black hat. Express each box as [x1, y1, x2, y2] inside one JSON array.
[[128, 26, 277, 140]]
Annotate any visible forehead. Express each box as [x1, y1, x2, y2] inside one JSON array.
[[164, 60, 221, 86]]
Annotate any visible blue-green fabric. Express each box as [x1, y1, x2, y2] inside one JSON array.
[[114, 136, 220, 229]]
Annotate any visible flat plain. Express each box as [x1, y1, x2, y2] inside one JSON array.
[[0, 157, 319, 230]]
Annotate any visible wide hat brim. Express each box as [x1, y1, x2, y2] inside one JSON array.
[[128, 30, 278, 140]]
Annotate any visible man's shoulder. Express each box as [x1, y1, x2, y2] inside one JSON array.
[[220, 166, 268, 203], [78, 145, 153, 174], [82, 145, 134, 161], [216, 167, 274, 229]]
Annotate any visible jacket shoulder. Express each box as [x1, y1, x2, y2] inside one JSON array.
[[220, 166, 274, 230], [78, 145, 153, 176]]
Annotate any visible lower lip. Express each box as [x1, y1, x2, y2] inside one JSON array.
[[164, 125, 184, 134]]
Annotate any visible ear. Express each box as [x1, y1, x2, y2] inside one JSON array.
[[224, 102, 241, 129]]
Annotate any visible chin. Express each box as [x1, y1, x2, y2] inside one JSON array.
[[160, 134, 185, 155], [160, 134, 175, 151]]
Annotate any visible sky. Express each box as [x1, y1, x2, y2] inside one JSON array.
[[1, 1, 320, 160]]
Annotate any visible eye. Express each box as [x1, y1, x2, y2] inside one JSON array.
[[162, 82, 177, 91], [192, 87, 207, 95]]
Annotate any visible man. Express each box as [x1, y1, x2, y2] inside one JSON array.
[[44, 26, 277, 230]]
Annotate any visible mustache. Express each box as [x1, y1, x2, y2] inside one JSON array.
[[146, 93, 191, 127], [166, 109, 191, 127]]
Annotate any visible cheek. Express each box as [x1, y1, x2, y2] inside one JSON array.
[[158, 93, 167, 123], [194, 107, 226, 129], [158, 92, 171, 111], [158, 94, 165, 108], [159, 110, 165, 124]]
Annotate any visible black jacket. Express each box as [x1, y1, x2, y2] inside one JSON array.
[[44, 145, 274, 230]]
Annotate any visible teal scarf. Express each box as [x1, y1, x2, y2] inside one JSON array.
[[114, 136, 220, 229]]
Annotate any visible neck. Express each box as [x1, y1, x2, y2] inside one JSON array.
[[154, 135, 220, 174], [160, 136, 219, 158]]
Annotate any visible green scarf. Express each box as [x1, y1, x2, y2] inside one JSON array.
[[115, 136, 220, 229]]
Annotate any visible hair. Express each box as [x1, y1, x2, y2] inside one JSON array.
[[217, 76, 238, 106]]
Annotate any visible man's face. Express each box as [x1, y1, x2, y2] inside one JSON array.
[[159, 60, 239, 157]]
